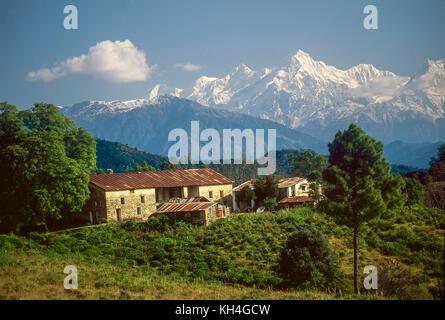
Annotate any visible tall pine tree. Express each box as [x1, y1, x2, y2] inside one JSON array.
[[322, 124, 405, 294]]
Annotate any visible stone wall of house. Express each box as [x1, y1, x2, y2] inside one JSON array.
[[198, 184, 233, 201], [294, 180, 310, 197], [82, 185, 108, 224], [156, 187, 183, 203], [104, 188, 156, 222], [205, 204, 230, 225]]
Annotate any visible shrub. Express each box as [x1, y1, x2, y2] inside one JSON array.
[[278, 228, 345, 290], [377, 262, 433, 299], [264, 197, 278, 211]]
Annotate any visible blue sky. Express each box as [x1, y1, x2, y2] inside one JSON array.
[[1, 0, 444, 108]]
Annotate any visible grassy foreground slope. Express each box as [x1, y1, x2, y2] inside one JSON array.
[[0, 207, 443, 300]]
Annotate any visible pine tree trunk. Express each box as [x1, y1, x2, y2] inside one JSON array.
[[353, 224, 359, 294]]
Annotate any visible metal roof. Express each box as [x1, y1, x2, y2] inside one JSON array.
[[232, 177, 306, 192], [167, 196, 210, 203], [276, 177, 306, 188], [156, 201, 217, 213], [278, 196, 314, 204], [89, 168, 233, 191], [231, 180, 255, 192]]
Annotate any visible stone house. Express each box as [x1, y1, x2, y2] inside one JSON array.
[[231, 176, 314, 211], [81, 168, 233, 224]]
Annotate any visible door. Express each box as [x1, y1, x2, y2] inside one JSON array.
[[116, 208, 122, 222]]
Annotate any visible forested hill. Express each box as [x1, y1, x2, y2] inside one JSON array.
[[95, 139, 299, 183], [96, 139, 421, 184], [96, 139, 168, 173]]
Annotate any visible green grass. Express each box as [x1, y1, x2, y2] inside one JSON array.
[[0, 206, 443, 300]]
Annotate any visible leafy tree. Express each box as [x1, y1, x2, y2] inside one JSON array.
[[279, 228, 344, 290], [426, 182, 445, 210], [254, 176, 279, 206], [322, 123, 405, 294], [288, 148, 328, 202], [423, 145, 445, 209], [237, 186, 256, 203], [133, 163, 143, 172], [141, 161, 156, 172], [161, 161, 180, 170], [403, 177, 424, 207], [288, 148, 328, 181], [133, 161, 156, 172], [0, 103, 96, 232], [264, 196, 278, 211], [428, 144, 445, 182]]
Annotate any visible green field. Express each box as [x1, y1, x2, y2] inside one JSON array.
[[0, 207, 443, 300]]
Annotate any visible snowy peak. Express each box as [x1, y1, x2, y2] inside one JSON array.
[[230, 63, 255, 77], [424, 59, 445, 74], [149, 84, 183, 104], [188, 63, 260, 106], [62, 98, 150, 120], [346, 64, 393, 83], [290, 50, 316, 67]]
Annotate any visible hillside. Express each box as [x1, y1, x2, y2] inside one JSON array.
[[384, 141, 444, 169], [96, 139, 168, 173], [0, 207, 442, 300]]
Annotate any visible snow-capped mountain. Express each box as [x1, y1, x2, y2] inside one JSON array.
[[164, 50, 444, 143], [61, 96, 327, 156], [63, 50, 444, 146]]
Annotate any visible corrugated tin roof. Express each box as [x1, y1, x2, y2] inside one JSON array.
[[278, 196, 314, 204], [90, 168, 233, 191], [232, 177, 306, 192], [231, 180, 255, 192], [276, 177, 306, 188], [167, 196, 210, 203], [156, 201, 216, 213]]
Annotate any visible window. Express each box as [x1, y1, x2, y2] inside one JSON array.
[[220, 190, 224, 198], [209, 191, 213, 198], [116, 208, 122, 222], [137, 207, 142, 215], [121, 197, 125, 204], [130, 189, 135, 194], [89, 211, 93, 224], [141, 195, 145, 203]]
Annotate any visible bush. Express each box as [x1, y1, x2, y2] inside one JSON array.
[[278, 228, 345, 290], [377, 262, 433, 299], [264, 197, 278, 211]]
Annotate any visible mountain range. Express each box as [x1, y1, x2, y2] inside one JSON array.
[[61, 50, 444, 168], [63, 97, 327, 156], [151, 50, 445, 144]]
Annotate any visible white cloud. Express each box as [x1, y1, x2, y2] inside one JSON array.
[[26, 40, 153, 83], [174, 63, 202, 72]]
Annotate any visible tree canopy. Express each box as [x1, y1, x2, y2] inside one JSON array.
[[253, 176, 279, 206], [0, 103, 96, 232]]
